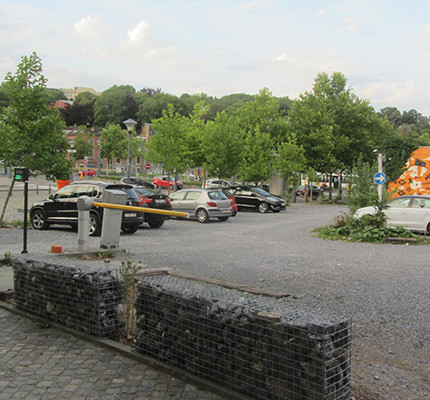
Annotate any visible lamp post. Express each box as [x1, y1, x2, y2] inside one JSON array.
[[68, 139, 76, 182], [97, 141, 102, 176], [123, 118, 137, 180]]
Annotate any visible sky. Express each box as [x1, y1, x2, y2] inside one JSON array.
[[1, 0, 430, 115]]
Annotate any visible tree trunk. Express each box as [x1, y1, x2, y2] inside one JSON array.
[[0, 178, 15, 224]]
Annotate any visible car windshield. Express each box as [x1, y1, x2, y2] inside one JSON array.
[[253, 187, 270, 196], [208, 191, 228, 200]]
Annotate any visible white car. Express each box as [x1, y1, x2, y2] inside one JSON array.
[[203, 179, 231, 188], [354, 195, 430, 234]]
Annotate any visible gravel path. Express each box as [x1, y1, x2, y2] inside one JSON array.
[[1, 174, 429, 399]]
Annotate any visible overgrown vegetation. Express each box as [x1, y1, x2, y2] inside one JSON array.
[[315, 208, 429, 244], [116, 258, 141, 343]]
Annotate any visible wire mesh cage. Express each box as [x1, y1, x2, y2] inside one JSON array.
[[134, 274, 351, 400], [13, 258, 124, 338]]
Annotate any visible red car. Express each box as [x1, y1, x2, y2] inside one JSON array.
[[78, 168, 96, 176], [153, 175, 183, 190], [207, 186, 237, 216]]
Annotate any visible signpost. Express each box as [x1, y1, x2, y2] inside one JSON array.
[[14, 167, 29, 254]]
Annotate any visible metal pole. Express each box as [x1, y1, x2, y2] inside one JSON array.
[[127, 132, 131, 180], [22, 178, 28, 254], [378, 153, 383, 203]]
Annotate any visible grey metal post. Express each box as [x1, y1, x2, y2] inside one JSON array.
[[77, 196, 92, 252]]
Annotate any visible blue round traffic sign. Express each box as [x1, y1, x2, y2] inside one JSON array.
[[374, 172, 386, 185]]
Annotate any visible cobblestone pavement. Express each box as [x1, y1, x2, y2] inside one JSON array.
[[0, 307, 226, 400]]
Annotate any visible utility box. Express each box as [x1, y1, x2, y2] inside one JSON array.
[[100, 189, 127, 249], [77, 195, 92, 252]]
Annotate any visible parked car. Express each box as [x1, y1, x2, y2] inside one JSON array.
[[295, 185, 322, 198], [120, 176, 155, 189], [153, 175, 183, 190], [203, 179, 230, 188], [30, 181, 143, 236], [207, 185, 238, 216], [354, 195, 430, 234], [230, 185, 286, 213], [133, 186, 172, 228], [169, 188, 232, 223], [78, 168, 96, 176]]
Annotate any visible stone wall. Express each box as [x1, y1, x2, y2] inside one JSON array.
[[133, 274, 351, 400], [13, 256, 123, 338]]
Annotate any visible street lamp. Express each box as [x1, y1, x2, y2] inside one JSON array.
[[123, 118, 137, 180], [68, 139, 76, 182], [97, 141, 102, 176]]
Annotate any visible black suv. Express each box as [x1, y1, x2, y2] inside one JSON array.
[[230, 185, 286, 213], [30, 181, 143, 236]]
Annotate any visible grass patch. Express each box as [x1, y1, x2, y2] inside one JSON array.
[[314, 213, 430, 244]]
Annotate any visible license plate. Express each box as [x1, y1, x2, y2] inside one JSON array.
[[222, 209, 230, 214], [124, 213, 137, 217], [155, 199, 166, 205]]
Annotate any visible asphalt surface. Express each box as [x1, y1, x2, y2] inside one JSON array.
[[1, 174, 430, 399]]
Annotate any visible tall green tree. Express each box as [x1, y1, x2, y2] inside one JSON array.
[[0, 52, 70, 180], [100, 123, 142, 168], [145, 104, 188, 177], [93, 85, 137, 127], [235, 88, 290, 183], [73, 128, 94, 161], [202, 111, 243, 179]]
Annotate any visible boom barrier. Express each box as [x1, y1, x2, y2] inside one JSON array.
[[93, 201, 189, 218]]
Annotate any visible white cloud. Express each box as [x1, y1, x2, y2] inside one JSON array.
[[74, 15, 107, 40], [240, 0, 263, 10], [343, 17, 365, 33], [317, 9, 327, 17], [270, 54, 297, 64], [125, 20, 151, 45]]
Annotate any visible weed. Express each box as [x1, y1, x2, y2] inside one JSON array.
[[1, 252, 13, 266], [116, 258, 141, 343]]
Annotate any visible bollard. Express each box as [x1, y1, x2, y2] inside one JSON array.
[[100, 189, 127, 249], [77, 195, 92, 252]]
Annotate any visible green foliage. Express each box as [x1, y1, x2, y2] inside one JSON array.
[[116, 258, 141, 341], [315, 211, 428, 244], [73, 128, 94, 161], [0, 52, 71, 180], [146, 104, 189, 175], [93, 85, 137, 127], [289, 72, 394, 175], [346, 158, 380, 212], [100, 123, 142, 163], [202, 111, 243, 178], [381, 134, 419, 182]]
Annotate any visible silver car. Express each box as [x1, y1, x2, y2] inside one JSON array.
[[170, 188, 232, 223], [354, 195, 430, 234]]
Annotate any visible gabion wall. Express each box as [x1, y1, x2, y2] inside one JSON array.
[[13, 257, 123, 338], [134, 275, 351, 400]]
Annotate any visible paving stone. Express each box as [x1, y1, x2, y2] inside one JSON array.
[[0, 307, 228, 400]]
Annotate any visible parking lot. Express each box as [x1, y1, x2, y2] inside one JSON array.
[[1, 176, 430, 399]]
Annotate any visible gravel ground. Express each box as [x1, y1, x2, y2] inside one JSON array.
[[1, 174, 430, 400]]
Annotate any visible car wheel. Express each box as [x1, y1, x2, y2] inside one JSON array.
[[232, 210, 237, 217], [258, 202, 269, 213], [121, 224, 140, 234], [31, 209, 49, 230], [218, 216, 229, 222], [148, 220, 164, 229], [196, 208, 209, 223], [89, 212, 102, 237]]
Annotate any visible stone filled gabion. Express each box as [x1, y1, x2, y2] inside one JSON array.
[[134, 275, 351, 400], [13, 256, 124, 338]]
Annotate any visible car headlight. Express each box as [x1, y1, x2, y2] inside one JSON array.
[[267, 197, 279, 203]]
